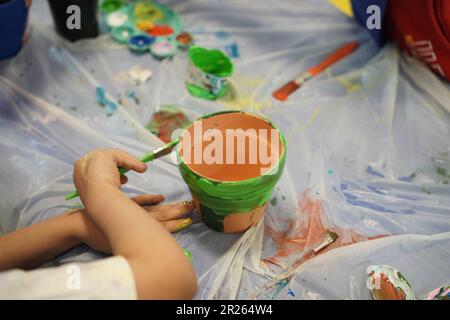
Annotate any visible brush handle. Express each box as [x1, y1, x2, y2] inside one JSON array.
[[307, 41, 359, 76], [273, 41, 358, 102], [64, 142, 174, 201]]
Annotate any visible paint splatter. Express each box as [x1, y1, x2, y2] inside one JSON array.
[[148, 106, 190, 143], [425, 285, 450, 300], [287, 288, 295, 297], [263, 190, 385, 267], [96, 86, 118, 114], [366, 165, 385, 178], [183, 249, 193, 262], [219, 74, 273, 111], [271, 279, 288, 300], [270, 197, 278, 206]]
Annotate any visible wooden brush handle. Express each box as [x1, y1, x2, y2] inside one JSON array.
[[308, 41, 359, 76]]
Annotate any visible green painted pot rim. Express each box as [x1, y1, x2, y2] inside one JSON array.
[[176, 110, 287, 185]]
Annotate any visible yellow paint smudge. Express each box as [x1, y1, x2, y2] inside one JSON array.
[[219, 74, 274, 111]]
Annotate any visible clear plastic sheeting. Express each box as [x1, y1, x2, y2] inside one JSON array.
[[0, 0, 449, 299]]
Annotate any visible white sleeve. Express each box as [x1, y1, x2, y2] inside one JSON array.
[[0, 256, 137, 300]]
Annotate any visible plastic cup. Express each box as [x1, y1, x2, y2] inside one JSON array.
[[185, 46, 233, 100]]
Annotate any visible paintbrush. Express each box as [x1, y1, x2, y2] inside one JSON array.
[[64, 139, 180, 201], [250, 231, 339, 299], [273, 41, 359, 101]]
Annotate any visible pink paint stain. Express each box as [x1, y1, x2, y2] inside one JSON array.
[[263, 190, 386, 266]]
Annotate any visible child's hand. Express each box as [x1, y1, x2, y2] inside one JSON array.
[[73, 149, 147, 202], [69, 194, 194, 254]]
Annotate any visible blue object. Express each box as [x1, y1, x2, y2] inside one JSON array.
[[0, 0, 29, 61], [351, 0, 388, 47], [128, 34, 155, 53], [96, 86, 118, 114]]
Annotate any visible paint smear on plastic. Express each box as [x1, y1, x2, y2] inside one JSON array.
[[263, 190, 385, 266]]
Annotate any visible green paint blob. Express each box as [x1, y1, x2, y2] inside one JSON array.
[[436, 166, 448, 177], [101, 0, 123, 14], [177, 111, 286, 232], [188, 46, 233, 76], [183, 249, 193, 262], [186, 46, 233, 100]]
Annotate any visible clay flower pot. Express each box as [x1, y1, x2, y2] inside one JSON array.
[[177, 111, 286, 233]]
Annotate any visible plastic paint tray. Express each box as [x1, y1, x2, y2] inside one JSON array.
[[100, 0, 183, 57]]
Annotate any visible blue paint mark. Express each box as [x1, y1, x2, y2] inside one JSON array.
[[398, 175, 414, 182], [126, 91, 136, 99], [366, 165, 385, 178], [343, 192, 395, 213], [287, 288, 295, 297], [215, 31, 230, 39], [96, 86, 118, 114], [367, 185, 386, 195], [400, 208, 415, 214], [396, 194, 419, 201], [271, 279, 289, 300], [224, 42, 240, 58]]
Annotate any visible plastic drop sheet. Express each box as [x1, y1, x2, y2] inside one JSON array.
[[0, 0, 449, 299]]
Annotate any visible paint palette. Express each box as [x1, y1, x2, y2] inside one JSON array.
[[100, 0, 192, 58]]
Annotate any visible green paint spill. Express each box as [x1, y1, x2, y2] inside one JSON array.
[[436, 166, 448, 177]]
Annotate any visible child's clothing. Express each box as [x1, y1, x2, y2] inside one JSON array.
[[0, 256, 137, 299]]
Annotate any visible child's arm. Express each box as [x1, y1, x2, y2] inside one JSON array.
[[0, 197, 194, 272], [74, 149, 197, 300], [0, 211, 85, 271]]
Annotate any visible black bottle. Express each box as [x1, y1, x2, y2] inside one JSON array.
[[48, 0, 99, 42]]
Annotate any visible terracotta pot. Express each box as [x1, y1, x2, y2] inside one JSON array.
[[177, 111, 286, 233]]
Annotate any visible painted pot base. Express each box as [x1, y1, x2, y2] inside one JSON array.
[[193, 198, 266, 233]]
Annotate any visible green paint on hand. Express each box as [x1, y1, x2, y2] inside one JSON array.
[[183, 249, 193, 263]]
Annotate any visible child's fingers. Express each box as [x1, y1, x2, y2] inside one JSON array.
[[144, 201, 195, 221], [107, 149, 147, 173], [120, 175, 128, 184], [162, 218, 193, 233], [132, 194, 165, 206]]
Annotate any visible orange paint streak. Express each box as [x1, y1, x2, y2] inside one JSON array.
[[263, 190, 385, 266]]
